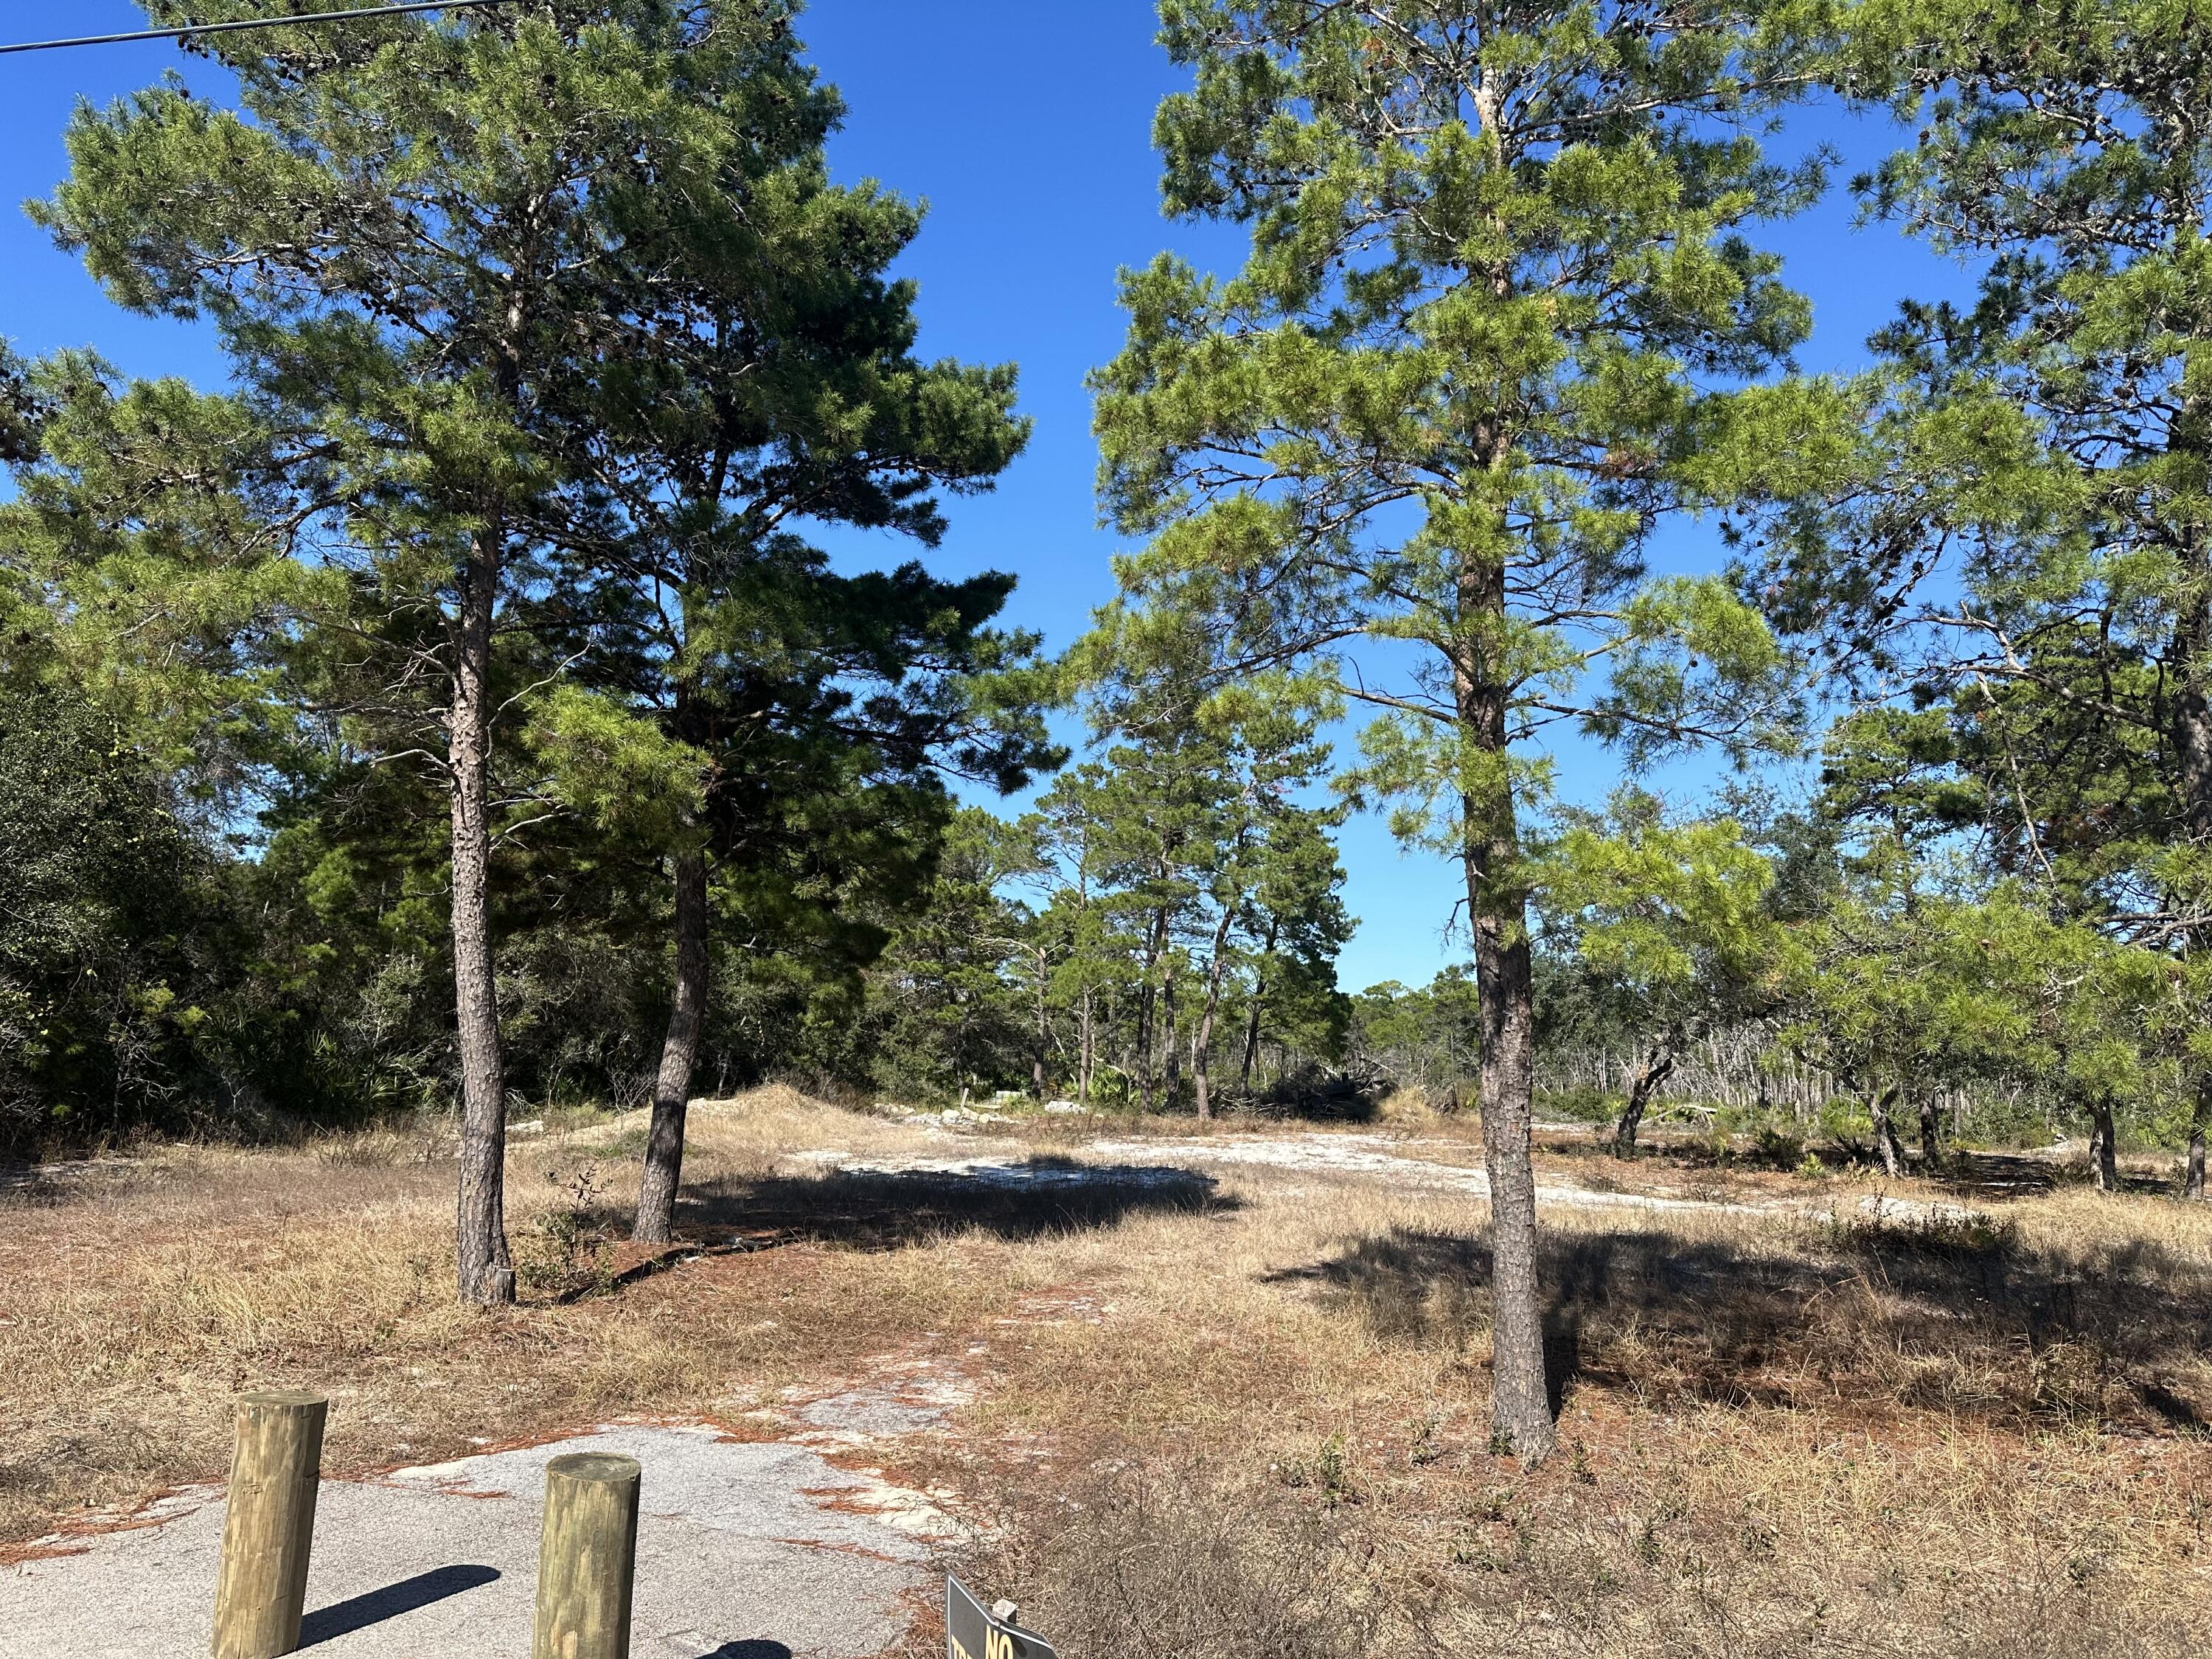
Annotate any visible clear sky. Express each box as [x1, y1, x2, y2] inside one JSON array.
[[0, 1, 1972, 992]]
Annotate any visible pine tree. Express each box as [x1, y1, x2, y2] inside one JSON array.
[[0, 352, 333, 788], [864, 807, 1038, 1104], [1761, 0, 2212, 1189], [545, 395, 1040, 1242], [32, 1, 944, 1300], [1225, 786, 1354, 1099], [1023, 775, 1127, 1107], [1537, 790, 1795, 1153], [486, 29, 1044, 1234], [1093, 0, 1824, 1457], [1784, 857, 2171, 1189], [1066, 596, 1348, 1117]]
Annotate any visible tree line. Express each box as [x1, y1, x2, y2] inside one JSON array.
[[2, 0, 2205, 1464]]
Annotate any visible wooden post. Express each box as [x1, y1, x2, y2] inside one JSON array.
[[533, 1451, 641, 1659], [211, 1389, 327, 1659]]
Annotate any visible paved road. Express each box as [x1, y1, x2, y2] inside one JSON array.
[[0, 1423, 945, 1659]]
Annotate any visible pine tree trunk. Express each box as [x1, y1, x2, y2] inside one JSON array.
[[1471, 864, 1552, 1460], [1077, 987, 1094, 1107], [1239, 917, 1277, 1094], [1161, 961, 1183, 1113], [2087, 1099, 2120, 1192], [1613, 1045, 1674, 1155], [1457, 602, 1554, 1460], [1868, 1084, 1906, 1179], [2175, 579, 2211, 1203], [2174, 587, 2212, 836], [1191, 984, 1220, 1119], [1135, 904, 1167, 1113], [633, 848, 708, 1245], [1032, 948, 1050, 1099], [1192, 902, 1237, 1121], [2186, 1077, 2208, 1200], [451, 529, 514, 1307], [1917, 1093, 1941, 1172]]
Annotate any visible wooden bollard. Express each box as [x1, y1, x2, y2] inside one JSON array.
[[532, 1452, 641, 1659], [211, 1389, 327, 1659]]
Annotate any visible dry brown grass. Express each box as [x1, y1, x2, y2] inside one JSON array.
[[944, 1172, 2212, 1658], [0, 1088, 1099, 1542], [5, 1091, 2209, 1656]]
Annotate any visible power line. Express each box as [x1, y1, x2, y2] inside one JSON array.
[[0, 1, 522, 57]]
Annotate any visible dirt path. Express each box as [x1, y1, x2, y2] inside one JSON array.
[[789, 1129, 1777, 1217]]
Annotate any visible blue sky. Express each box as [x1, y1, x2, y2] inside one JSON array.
[[0, 2, 1972, 992]]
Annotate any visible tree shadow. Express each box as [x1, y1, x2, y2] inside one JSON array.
[[297, 1564, 500, 1647], [1928, 1151, 2173, 1201], [1928, 1150, 2067, 1198], [668, 1158, 1234, 1255], [1265, 1217, 2212, 1433], [690, 1644, 794, 1659], [1537, 1130, 2187, 1200]]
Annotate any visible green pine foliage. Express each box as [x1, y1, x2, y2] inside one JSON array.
[[1, 4, 2209, 1244], [1089, 0, 1843, 1456]]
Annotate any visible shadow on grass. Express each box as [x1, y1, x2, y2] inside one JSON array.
[[1266, 1218, 2212, 1433], [667, 1158, 1234, 1256], [1924, 1151, 2170, 1201], [1536, 1130, 2185, 1200]]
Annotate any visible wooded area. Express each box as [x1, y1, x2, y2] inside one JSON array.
[[2, 0, 2208, 1467]]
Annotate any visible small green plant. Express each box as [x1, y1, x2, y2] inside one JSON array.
[[1313, 1435, 1355, 1506], [1752, 1124, 1804, 1167], [517, 1164, 616, 1299], [1278, 1434, 1362, 1507]]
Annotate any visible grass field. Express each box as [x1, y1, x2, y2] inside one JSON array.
[[4, 1089, 2208, 1657]]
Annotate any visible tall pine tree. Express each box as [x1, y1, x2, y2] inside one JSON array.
[[33, 1, 1019, 1298], [1094, 0, 1823, 1456], [1759, 0, 2212, 1189]]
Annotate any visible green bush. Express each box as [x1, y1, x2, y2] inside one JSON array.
[[0, 691, 238, 1150], [1537, 1086, 1623, 1125]]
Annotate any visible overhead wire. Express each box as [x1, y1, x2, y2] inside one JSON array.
[[0, 1, 522, 57]]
